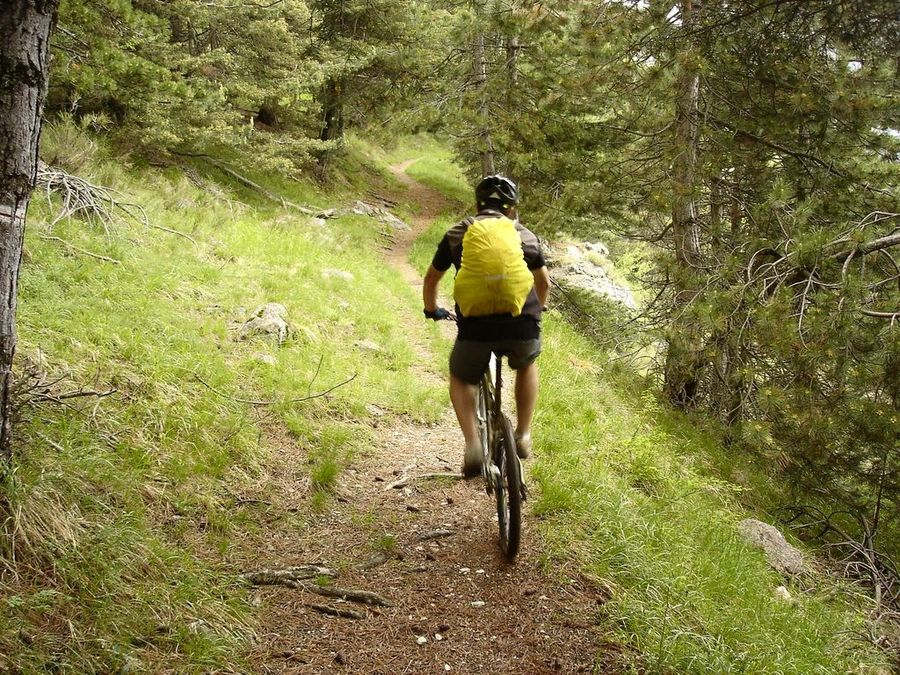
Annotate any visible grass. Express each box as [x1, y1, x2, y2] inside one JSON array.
[[1, 121, 446, 670], [2, 122, 889, 672], [405, 145, 892, 673]]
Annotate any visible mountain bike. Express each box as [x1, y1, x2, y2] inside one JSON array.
[[433, 312, 527, 561], [475, 351, 527, 561]]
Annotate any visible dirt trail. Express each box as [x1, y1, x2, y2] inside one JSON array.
[[246, 163, 615, 673]]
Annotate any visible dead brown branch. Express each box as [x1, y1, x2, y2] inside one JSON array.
[[193, 372, 357, 406]]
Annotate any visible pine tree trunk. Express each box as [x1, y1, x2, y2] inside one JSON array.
[[0, 0, 57, 464], [319, 77, 344, 144], [474, 33, 495, 176], [505, 35, 519, 101], [663, 0, 703, 408]]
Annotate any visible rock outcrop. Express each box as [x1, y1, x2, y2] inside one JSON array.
[[546, 240, 637, 309], [351, 200, 410, 230], [737, 518, 806, 576]]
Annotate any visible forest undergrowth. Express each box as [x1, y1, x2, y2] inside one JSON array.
[[0, 125, 893, 672]]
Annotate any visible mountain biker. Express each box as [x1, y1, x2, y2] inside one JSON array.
[[422, 175, 550, 477]]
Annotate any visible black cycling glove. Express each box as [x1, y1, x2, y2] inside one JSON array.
[[424, 307, 451, 321]]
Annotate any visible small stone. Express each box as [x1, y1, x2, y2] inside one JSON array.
[[250, 592, 262, 607], [322, 268, 354, 282], [459, 567, 470, 574], [355, 339, 383, 353], [416, 635, 428, 645], [444, 665, 451, 672], [434, 633, 443, 641], [406, 504, 421, 513], [470, 600, 485, 607], [366, 404, 386, 417], [475, 569, 485, 574], [253, 352, 277, 366], [774, 585, 793, 602]]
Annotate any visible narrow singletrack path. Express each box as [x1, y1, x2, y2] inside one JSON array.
[[245, 162, 617, 673]]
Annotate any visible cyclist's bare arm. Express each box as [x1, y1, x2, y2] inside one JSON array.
[[423, 264, 446, 312], [532, 266, 550, 307]]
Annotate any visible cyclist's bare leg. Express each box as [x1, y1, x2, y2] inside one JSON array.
[[514, 362, 538, 448], [449, 374, 480, 448]]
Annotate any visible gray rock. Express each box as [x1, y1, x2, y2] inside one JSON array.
[[253, 352, 277, 366], [322, 267, 354, 282], [546, 240, 637, 309], [239, 303, 290, 345], [737, 518, 806, 576], [351, 200, 410, 230]]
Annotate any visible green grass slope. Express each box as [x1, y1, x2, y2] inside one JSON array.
[[404, 148, 891, 673], [0, 125, 889, 672], [2, 125, 446, 670]]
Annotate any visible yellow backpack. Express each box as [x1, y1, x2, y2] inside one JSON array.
[[453, 216, 534, 317]]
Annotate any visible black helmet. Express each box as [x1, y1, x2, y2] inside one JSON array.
[[475, 175, 518, 208]]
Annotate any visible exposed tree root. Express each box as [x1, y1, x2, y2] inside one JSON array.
[[288, 581, 392, 607], [304, 602, 364, 620], [243, 565, 336, 585], [355, 552, 391, 571]]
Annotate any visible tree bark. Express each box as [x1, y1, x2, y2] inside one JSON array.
[[474, 33, 495, 176], [0, 0, 58, 464], [663, 0, 703, 408]]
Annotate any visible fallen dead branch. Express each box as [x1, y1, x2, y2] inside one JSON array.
[[174, 153, 327, 217], [194, 372, 357, 406], [27, 387, 117, 405], [304, 602, 364, 620], [243, 565, 336, 585], [36, 162, 196, 242]]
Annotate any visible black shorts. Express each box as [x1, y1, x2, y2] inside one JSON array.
[[449, 338, 542, 385]]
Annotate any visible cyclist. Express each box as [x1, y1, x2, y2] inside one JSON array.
[[422, 175, 550, 477]]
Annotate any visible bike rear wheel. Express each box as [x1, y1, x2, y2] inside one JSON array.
[[494, 414, 522, 561]]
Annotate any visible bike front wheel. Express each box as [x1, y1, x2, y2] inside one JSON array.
[[495, 414, 522, 561]]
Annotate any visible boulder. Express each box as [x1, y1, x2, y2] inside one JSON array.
[[737, 518, 806, 576], [239, 303, 290, 345]]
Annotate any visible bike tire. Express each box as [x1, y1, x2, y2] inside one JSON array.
[[495, 414, 522, 561]]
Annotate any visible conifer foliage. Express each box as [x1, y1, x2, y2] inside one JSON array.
[[439, 0, 898, 552]]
